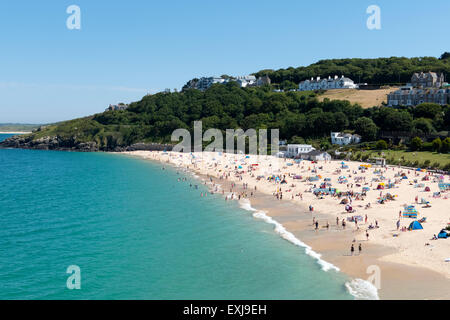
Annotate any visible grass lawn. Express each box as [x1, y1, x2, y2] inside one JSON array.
[[359, 149, 450, 169]]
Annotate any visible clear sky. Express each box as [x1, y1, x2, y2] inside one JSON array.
[[0, 0, 448, 123]]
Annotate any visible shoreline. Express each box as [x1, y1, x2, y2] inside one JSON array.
[[120, 150, 450, 300]]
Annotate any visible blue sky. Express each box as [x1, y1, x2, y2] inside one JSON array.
[[0, 0, 448, 123]]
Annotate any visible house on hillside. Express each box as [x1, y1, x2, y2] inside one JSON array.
[[331, 132, 361, 145], [286, 144, 315, 158], [298, 75, 358, 91], [387, 87, 450, 107], [411, 72, 445, 88], [236, 75, 257, 88], [106, 103, 128, 111], [297, 150, 332, 161], [256, 75, 271, 86], [183, 75, 272, 91]]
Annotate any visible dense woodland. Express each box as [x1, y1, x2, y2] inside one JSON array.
[[27, 81, 449, 151], [22, 54, 450, 152], [254, 53, 450, 90]]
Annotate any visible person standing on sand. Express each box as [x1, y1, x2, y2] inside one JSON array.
[[358, 243, 362, 255], [351, 244, 354, 256], [366, 231, 369, 240], [396, 219, 400, 230], [315, 221, 319, 231]]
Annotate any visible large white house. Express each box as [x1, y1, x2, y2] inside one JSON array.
[[298, 75, 358, 91], [286, 144, 315, 158], [331, 132, 361, 145], [185, 75, 271, 91], [236, 75, 257, 88]]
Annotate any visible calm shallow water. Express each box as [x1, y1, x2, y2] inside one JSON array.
[[0, 134, 353, 299]]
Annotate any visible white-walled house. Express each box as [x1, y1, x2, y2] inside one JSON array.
[[331, 132, 361, 145], [300, 150, 332, 161], [286, 144, 315, 158], [298, 75, 358, 91]]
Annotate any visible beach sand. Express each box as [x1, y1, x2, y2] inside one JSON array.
[[121, 150, 450, 299]]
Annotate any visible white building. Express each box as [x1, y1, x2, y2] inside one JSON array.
[[298, 75, 358, 91], [331, 132, 361, 145], [195, 77, 227, 91], [300, 150, 332, 161], [236, 75, 257, 88], [286, 144, 315, 158]]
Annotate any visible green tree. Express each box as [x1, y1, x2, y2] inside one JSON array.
[[412, 118, 435, 135], [431, 138, 442, 152], [413, 103, 442, 120], [376, 140, 388, 150], [354, 117, 378, 141], [410, 137, 423, 151], [442, 137, 450, 153]]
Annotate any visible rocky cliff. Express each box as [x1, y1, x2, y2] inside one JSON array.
[[0, 135, 173, 152]]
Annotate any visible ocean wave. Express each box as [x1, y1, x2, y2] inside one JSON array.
[[238, 199, 380, 300], [238, 200, 339, 272], [345, 279, 379, 300]]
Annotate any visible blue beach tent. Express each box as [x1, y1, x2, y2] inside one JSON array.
[[438, 230, 448, 239], [408, 221, 423, 230]]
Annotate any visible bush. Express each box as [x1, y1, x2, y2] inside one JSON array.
[[432, 138, 442, 152], [410, 137, 422, 151], [423, 159, 431, 167], [442, 138, 450, 153], [432, 162, 440, 169], [421, 142, 433, 152], [376, 140, 388, 150]]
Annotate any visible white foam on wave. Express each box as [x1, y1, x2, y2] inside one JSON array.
[[345, 279, 380, 300], [238, 199, 380, 300], [238, 200, 339, 272]]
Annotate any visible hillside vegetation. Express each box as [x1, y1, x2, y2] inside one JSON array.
[[254, 53, 450, 90], [3, 54, 450, 154], [9, 81, 449, 152]]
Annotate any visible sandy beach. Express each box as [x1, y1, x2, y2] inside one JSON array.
[[121, 150, 450, 299]]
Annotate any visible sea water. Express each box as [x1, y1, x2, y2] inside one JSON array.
[[0, 134, 358, 299]]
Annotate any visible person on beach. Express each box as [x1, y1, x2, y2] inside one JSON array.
[[396, 219, 400, 230], [358, 243, 362, 255], [315, 221, 319, 231], [366, 231, 369, 240], [351, 244, 355, 256]]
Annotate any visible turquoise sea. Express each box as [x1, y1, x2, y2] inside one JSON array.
[[0, 134, 355, 299]]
